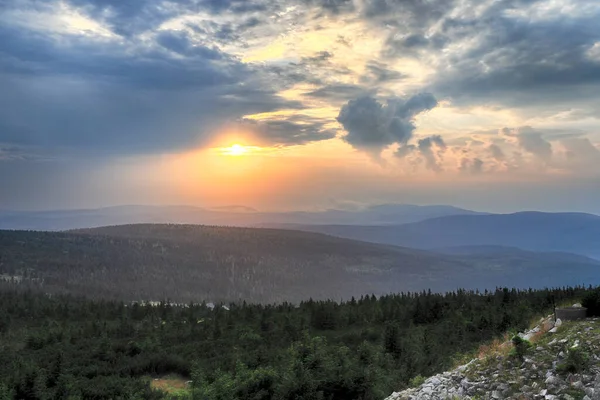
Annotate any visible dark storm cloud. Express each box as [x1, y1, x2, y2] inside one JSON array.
[[336, 93, 438, 154]]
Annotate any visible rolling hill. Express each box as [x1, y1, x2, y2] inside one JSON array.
[[270, 212, 600, 259], [1, 224, 600, 303]]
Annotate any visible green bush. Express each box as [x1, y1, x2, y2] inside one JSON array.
[[582, 289, 600, 316], [409, 375, 425, 388], [510, 335, 532, 360], [557, 347, 590, 374]]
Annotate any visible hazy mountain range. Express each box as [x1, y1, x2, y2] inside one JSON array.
[[269, 212, 600, 260], [1, 224, 599, 303], [0, 204, 483, 231]]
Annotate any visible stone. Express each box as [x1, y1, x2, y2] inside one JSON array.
[[545, 375, 560, 385], [428, 377, 441, 385], [555, 318, 563, 327], [572, 381, 585, 390]]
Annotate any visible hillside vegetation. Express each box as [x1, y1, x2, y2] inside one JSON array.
[[389, 309, 600, 399], [2, 224, 600, 304], [0, 286, 591, 400], [1, 224, 470, 303]]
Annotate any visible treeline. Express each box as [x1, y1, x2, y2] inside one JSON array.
[[0, 285, 592, 399]]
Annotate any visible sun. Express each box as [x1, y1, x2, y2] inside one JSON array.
[[222, 143, 248, 156]]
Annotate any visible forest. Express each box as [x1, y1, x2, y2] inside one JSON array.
[[3, 225, 600, 305], [0, 285, 594, 400]]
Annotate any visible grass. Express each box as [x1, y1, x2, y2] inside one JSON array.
[[147, 374, 192, 398]]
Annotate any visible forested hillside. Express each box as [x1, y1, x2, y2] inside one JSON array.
[[2, 225, 600, 303], [0, 225, 467, 303], [0, 286, 591, 399]]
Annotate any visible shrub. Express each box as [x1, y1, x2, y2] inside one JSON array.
[[557, 347, 590, 374], [409, 375, 425, 388], [510, 335, 531, 360], [582, 289, 600, 316]]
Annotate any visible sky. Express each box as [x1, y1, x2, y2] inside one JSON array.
[[1, 0, 600, 213]]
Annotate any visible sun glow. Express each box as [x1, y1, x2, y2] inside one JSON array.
[[221, 143, 250, 156]]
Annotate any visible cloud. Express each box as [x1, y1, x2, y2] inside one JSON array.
[[428, 1, 600, 108], [516, 129, 553, 161], [305, 84, 369, 101], [488, 144, 505, 161], [561, 138, 600, 166], [459, 157, 484, 174], [336, 93, 438, 155], [63, 0, 270, 37], [360, 61, 406, 84], [237, 118, 336, 145], [0, 15, 314, 154], [417, 135, 446, 172]]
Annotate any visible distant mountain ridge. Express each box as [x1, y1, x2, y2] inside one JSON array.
[[2, 223, 600, 303], [271, 211, 600, 259], [0, 203, 483, 231]]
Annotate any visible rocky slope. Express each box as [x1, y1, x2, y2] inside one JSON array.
[[386, 308, 600, 400]]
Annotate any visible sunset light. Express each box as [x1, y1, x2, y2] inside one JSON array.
[[221, 144, 250, 156], [3, 0, 600, 397]]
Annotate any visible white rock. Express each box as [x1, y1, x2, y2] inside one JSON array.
[[421, 386, 433, 395], [572, 381, 585, 390], [427, 377, 441, 385], [573, 303, 582, 307], [555, 318, 563, 327]]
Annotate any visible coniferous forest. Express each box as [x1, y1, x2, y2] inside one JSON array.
[[0, 285, 592, 400]]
